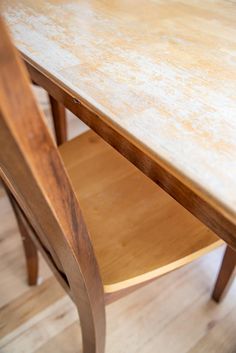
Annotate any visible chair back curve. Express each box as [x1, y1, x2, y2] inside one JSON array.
[[0, 16, 105, 349]]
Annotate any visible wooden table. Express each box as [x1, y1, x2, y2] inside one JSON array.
[[1, 0, 236, 248]]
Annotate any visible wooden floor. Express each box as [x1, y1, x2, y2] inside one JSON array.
[[0, 87, 236, 353]]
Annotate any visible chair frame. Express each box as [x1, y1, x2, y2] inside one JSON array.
[[0, 17, 235, 353], [0, 18, 105, 352]]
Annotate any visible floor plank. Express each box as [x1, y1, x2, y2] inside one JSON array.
[[0, 277, 65, 339]]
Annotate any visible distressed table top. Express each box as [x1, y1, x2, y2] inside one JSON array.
[[1, 0, 236, 226]]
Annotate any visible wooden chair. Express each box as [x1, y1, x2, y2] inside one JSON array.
[[0, 18, 235, 353]]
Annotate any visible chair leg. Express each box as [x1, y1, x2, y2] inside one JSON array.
[[80, 315, 106, 353], [75, 300, 106, 353], [70, 276, 106, 353], [212, 245, 236, 302], [6, 188, 39, 286], [49, 94, 67, 145]]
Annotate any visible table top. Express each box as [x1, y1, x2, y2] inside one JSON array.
[[1, 0, 236, 224]]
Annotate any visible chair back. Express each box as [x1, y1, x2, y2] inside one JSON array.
[[0, 17, 105, 348]]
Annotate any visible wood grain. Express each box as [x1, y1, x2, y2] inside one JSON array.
[[21, 61, 236, 252], [1, 224, 236, 353], [59, 130, 223, 293], [0, 277, 64, 339], [1, 13, 236, 353], [0, 56, 236, 351], [1, 0, 236, 250], [0, 18, 105, 353]]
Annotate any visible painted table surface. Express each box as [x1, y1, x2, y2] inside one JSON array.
[[1, 0, 236, 223]]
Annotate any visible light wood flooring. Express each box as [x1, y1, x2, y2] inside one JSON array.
[[0, 87, 236, 353]]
